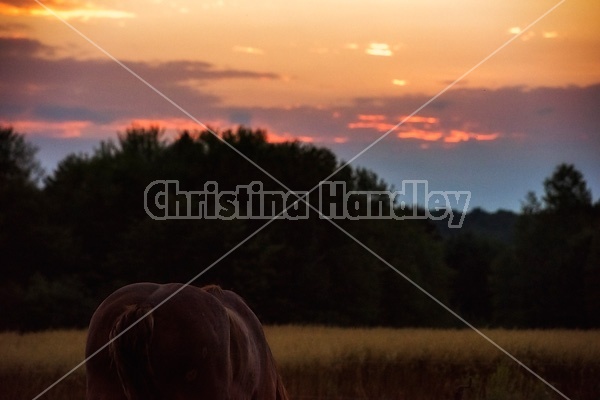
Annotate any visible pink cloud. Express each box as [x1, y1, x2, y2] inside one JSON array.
[[8, 119, 92, 138]]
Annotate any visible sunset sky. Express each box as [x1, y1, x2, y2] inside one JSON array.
[[1, 0, 599, 211]]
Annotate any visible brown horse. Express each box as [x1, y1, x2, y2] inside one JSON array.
[[86, 283, 289, 400]]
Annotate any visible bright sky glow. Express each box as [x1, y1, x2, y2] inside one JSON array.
[[3, 0, 598, 105], [0, 0, 599, 210]]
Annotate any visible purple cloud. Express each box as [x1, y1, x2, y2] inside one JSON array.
[[0, 37, 280, 124]]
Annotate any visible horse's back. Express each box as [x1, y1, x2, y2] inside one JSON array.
[[86, 283, 230, 400], [85, 283, 286, 400]]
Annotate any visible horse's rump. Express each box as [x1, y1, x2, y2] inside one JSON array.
[[85, 283, 289, 400]]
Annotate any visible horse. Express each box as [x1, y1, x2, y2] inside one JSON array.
[[85, 283, 289, 400]]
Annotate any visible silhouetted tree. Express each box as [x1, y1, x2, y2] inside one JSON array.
[[542, 163, 592, 211], [491, 163, 597, 327], [0, 125, 43, 186], [0, 126, 47, 329], [2, 124, 456, 329], [0, 126, 44, 284]]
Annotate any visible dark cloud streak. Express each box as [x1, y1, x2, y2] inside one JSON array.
[[0, 36, 280, 123]]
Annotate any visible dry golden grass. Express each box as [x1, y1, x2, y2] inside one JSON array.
[[1, 327, 599, 400], [266, 325, 600, 367], [0, 330, 85, 371], [0, 330, 86, 400], [264, 326, 600, 400]]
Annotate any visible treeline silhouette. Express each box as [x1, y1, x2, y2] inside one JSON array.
[[1, 125, 598, 330]]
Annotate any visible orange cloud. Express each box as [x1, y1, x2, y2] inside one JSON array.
[[347, 114, 396, 132], [444, 130, 499, 143], [358, 114, 386, 121], [349, 114, 440, 133], [348, 113, 500, 144], [265, 129, 350, 145], [347, 121, 396, 132], [401, 115, 439, 124], [0, 1, 135, 20], [398, 130, 443, 141], [266, 132, 314, 144]]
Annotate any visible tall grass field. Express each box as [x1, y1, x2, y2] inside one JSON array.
[[1, 327, 598, 400]]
